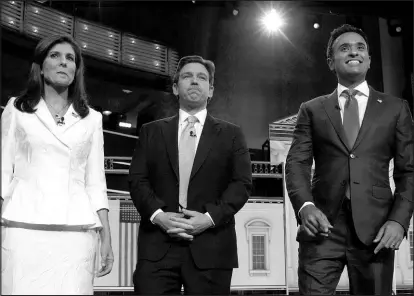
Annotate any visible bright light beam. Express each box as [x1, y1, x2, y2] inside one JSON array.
[[261, 9, 285, 33]]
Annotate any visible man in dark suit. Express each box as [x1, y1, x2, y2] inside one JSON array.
[[286, 24, 413, 295], [128, 55, 252, 295]]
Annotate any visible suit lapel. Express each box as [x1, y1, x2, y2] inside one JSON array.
[[35, 99, 58, 134], [352, 87, 382, 150], [190, 114, 221, 180], [34, 99, 70, 148], [162, 115, 179, 180], [60, 104, 81, 133], [322, 90, 349, 150]]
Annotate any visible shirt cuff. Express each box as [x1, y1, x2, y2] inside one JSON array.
[[298, 202, 314, 217], [205, 212, 215, 227], [150, 209, 163, 224]]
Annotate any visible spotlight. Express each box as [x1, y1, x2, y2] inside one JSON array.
[[103, 110, 112, 116], [233, 9, 239, 16], [261, 9, 285, 33], [310, 15, 322, 30], [387, 18, 403, 36]]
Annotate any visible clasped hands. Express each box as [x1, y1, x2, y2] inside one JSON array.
[[153, 209, 213, 241], [300, 204, 404, 254]]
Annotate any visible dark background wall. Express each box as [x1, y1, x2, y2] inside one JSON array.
[[1, 1, 412, 150]]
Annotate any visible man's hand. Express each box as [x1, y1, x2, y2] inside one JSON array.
[[168, 209, 213, 236], [373, 220, 404, 254], [153, 212, 194, 241], [300, 204, 333, 237]]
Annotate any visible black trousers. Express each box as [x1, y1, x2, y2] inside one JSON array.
[[133, 242, 233, 295], [298, 198, 395, 295]]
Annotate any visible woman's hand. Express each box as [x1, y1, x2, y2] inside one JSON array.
[[96, 239, 114, 277]]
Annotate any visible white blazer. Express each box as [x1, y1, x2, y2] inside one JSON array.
[[1, 97, 108, 228]]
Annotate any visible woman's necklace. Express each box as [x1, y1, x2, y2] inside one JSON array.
[[45, 100, 70, 126]]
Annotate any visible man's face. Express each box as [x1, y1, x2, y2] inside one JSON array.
[[328, 32, 371, 83], [173, 62, 214, 110]]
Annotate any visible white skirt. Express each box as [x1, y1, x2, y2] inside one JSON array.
[[1, 225, 98, 295]]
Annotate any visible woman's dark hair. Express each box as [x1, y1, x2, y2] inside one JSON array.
[[14, 34, 89, 118]]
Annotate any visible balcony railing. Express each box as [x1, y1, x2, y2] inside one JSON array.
[[0, 1, 179, 77], [105, 157, 282, 178]]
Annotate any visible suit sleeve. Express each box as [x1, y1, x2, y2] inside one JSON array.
[[85, 113, 109, 212], [128, 124, 166, 222], [285, 102, 314, 221], [1, 97, 17, 200], [387, 99, 413, 232], [204, 126, 252, 227]]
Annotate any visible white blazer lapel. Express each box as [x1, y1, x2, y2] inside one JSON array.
[[34, 99, 59, 136], [34, 99, 70, 148], [60, 104, 81, 133]]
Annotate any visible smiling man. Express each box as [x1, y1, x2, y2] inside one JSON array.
[[129, 55, 252, 295], [285, 24, 413, 295]]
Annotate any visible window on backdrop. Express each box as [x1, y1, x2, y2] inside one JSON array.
[[246, 219, 271, 275]]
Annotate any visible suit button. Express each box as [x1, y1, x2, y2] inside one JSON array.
[[350, 154, 355, 159]]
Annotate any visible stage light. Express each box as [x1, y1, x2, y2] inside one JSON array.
[[103, 110, 112, 116], [233, 9, 239, 16], [313, 22, 320, 29], [261, 9, 285, 33], [119, 122, 132, 128], [387, 18, 403, 36]]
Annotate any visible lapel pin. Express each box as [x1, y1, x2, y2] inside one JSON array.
[[72, 112, 79, 118], [377, 99, 382, 103]]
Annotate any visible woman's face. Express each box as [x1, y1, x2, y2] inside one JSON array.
[[42, 42, 77, 88]]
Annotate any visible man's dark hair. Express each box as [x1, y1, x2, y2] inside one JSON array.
[[326, 24, 370, 61], [173, 55, 215, 85]]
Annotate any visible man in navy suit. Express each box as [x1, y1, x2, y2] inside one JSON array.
[[286, 24, 413, 295], [129, 55, 252, 294]]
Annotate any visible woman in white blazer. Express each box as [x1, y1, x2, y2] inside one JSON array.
[[1, 34, 113, 295]]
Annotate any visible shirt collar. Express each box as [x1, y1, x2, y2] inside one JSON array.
[[337, 80, 369, 98], [179, 108, 207, 126]]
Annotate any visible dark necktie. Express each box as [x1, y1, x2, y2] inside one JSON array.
[[342, 89, 360, 199], [342, 89, 360, 149]]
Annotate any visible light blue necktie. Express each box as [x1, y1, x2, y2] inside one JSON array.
[[178, 116, 198, 209]]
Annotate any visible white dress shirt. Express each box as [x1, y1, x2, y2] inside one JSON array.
[[298, 81, 370, 216], [150, 108, 215, 226]]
